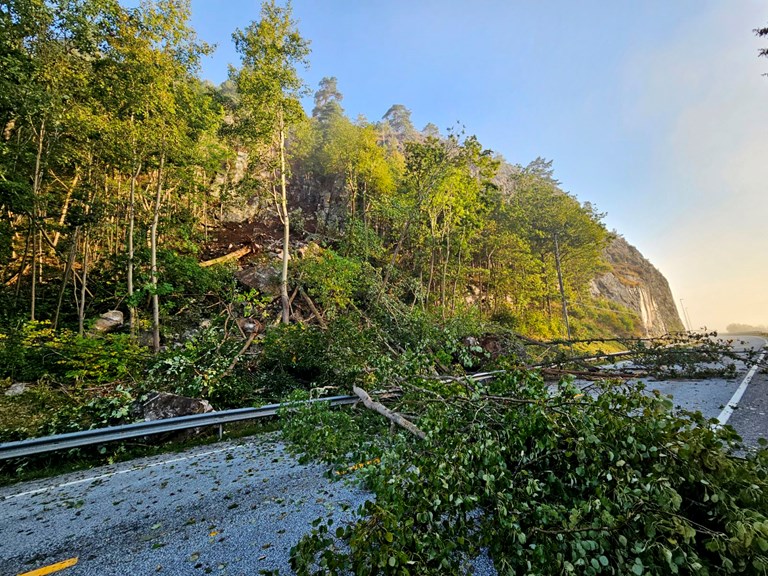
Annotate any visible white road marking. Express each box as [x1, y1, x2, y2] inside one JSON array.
[[2, 444, 247, 501], [716, 350, 766, 427]]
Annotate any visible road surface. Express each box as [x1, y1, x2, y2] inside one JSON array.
[[1, 435, 369, 575], [641, 335, 767, 440]]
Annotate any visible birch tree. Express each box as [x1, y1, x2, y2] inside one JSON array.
[[231, 0, 310, 324]]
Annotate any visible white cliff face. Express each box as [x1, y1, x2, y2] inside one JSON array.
[[590, 237, 684, 337]]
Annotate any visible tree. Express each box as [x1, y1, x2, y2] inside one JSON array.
[[231, 0, 310, 324], [311, 76, 343, 124], [504, 164, 608, 338], [380, 103, 416, 150]]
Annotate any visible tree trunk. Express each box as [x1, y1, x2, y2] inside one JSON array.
[[451, 237, 462, 314], [128, 163, 140, 335], [53, 227, 79, 329], [441, 231, 450, 317], [30, 120, 45, 321], [279, 115, 290, 325], [353, 386, 426, 440], [78, 232, 89, 336], [150, 153, 165, 352], [30, 225, 36, 321], [554, 233, 572, 342], [52, 171, 79, 248]]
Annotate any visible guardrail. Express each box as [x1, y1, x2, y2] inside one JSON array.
[[0, 371, 506, 461], [0, 395, 357, 460]]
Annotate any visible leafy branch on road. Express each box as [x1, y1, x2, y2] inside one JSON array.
[[283, 372, 768, 575], [522, 331, 760, 380]]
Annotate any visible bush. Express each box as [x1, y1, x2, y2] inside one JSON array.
[[145, 325, 256, 406]]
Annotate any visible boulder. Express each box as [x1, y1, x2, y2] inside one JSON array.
[[235, 264, 280, 296], [4, 382, 27, 396], [141, 392, 214, 421], [92, 310, 124, 333]]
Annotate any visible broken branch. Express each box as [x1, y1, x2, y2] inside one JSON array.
[[352, 385, 426, 440]]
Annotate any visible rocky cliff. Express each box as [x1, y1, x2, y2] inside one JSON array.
[[590, 237, 685, 337]]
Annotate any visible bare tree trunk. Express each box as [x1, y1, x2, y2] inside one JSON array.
[[353, 386, 426, 440], [128, 163, 140, 336], [30, 120, 45, 321], [11, 226, 31, 298], [52, 171, 79, 248], [78, 232, 89, 336], [30, 225, 36, 321], [425, 242, 436, 310], [441, 231, 450, 317], [554, 233, 572, 342], [451, 237, 462, 315], [53, 227, 78, 329], [279, 115, 290, 325], [150, 154, 165, 352]]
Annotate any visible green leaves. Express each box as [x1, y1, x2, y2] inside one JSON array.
[[286, 374, 768, 574]]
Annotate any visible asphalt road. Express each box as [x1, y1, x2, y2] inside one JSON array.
[[2, 335, 765, 576], [1, 435, 369, 576], [641, 335, 768, 439]]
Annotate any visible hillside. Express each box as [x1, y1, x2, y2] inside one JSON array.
[[0, 0, 687, 441], [591, 237, 685, 337]]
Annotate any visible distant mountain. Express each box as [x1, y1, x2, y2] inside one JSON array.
[[591, 237, 685, 337]]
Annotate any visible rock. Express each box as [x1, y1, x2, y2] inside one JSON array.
[[297, 241, 322, 259], [590, 237, 685, 337], [4, 382, 27, 396], [141, 392, 214, 421], [236, 317, 263, 334], [235, 263, 280, 296], [92, 310, 124, 333]]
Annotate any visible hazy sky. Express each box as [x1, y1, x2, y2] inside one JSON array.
[[182, 0, 768, 331]]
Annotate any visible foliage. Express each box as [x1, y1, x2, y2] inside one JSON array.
[[145, 325, 256, 406], [279, 390, 389, 467], [0, 321, 146, 385], [628, 332, 749, 379], [297, 249, 369, 317], [286, 373, 768, 575]]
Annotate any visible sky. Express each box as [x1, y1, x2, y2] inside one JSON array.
[[181, 0, 768, 332]]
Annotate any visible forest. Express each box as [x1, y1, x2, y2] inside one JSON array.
[[0, 0, 629, 427], [3, 2, 768, 574]]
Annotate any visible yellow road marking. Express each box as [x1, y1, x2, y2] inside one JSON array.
[[18, 557, 78, 576]]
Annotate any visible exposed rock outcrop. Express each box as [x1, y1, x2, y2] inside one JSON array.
[[590, 237, 684, 337], [140, 392, 214, 421]]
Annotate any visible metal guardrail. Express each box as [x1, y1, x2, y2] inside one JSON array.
[[0, 371, 506, 461], [0, 395, 357, 460]]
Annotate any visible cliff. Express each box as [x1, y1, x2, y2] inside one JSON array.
[[590, 237, 685, 337]]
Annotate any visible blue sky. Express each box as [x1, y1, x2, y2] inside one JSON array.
[[182, 0, 768, 330]]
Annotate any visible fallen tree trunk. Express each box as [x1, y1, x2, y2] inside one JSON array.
[[200, 246, 251, 268], [353, 385, 426, 440], [539, 367, 645, 380]]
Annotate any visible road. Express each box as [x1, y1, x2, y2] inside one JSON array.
[[1, 435, 369, 576], [640, 335, 767, 439], [1, 335, 765, 576]]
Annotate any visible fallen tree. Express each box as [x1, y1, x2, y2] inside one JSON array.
[[283, 372, 768, 575]]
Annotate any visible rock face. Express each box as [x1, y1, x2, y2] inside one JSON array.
[[590, 237, 685, 337]]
